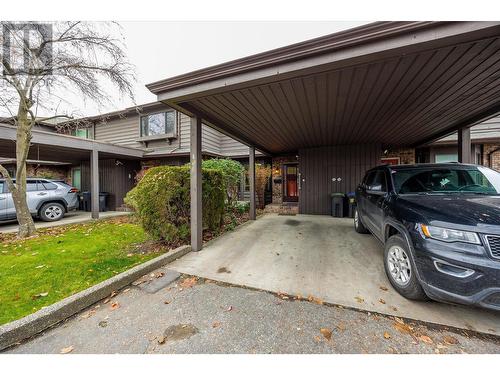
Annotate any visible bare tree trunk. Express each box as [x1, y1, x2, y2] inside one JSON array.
[[15, 105, 36, 237]]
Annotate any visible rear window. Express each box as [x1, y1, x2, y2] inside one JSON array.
[[42, 181, 58, 190]]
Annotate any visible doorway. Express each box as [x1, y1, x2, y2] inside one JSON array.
[[283, 163, 299, 202]]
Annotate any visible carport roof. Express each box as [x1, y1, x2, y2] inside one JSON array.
[[0, 124, 144, 164], [148, 21, 500, 155]]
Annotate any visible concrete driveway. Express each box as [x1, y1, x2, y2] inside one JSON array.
[[168, 214, 500, 336], [0, 211, 130, 234]]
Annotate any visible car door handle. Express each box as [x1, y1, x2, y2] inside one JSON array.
[[37, 192, 48, 196]]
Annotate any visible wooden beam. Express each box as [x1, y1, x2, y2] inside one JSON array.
[[190, 116, 203, 251], [90, 149, 99, 219], [249, 146, 256, 220], [458, 127, 472, 163]]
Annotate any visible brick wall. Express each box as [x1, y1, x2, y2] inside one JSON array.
[[383, 147, 416, 164], [483, 143, 500, 171], [271, 155, 298, 204]]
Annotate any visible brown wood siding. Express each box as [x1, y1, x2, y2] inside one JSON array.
[[299, 144, 381, 214], [81, 159, 141, 210]]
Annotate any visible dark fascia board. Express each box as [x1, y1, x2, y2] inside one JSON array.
[[147, 21, 500, 101], [147, 22, 425, 94]]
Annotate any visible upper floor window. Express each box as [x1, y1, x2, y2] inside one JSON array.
[[72, 128, 91, 139], [140, 111, 177, 138]]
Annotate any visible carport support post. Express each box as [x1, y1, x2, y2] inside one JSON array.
[[249, 146, 256, 220], [458, 127, 472, 163], [90, 149, 99, 219], [190, 116, 203, 251]]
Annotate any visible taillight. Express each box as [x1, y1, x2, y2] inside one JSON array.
[[69, 188, 79, 193]]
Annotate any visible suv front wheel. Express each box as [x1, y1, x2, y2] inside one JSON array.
[[39, 202, 65, 222], [384, 234, 428, 301]]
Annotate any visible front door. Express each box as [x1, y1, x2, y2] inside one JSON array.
[[283, 164, 299, 202]]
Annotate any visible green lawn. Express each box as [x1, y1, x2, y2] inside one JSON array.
[[0, 217, 159, 325]]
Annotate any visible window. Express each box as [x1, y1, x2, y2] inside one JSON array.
[[72, 168, 81, 191], [140, 111, 176, 137], [393, 166, 499, 195], [0, 182, 4, 194], [365, 170, 387, 192], [26, 181, 39, 192], [41, 181, 58, 190], [435, 153, 458, 163], [72, 128, 91, 139]]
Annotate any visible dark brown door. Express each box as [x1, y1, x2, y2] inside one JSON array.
[[283, 164, 299, 202]]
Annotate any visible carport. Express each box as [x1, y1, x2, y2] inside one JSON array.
[[0, 123, 143, 218], [148, 21, 500, 250], [147, 22, 500, 332]]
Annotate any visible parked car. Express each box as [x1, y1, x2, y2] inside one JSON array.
[[354, 163, 500, 311], [0, 178, 79, 222]]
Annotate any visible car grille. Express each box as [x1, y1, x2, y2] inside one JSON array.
[[485, 235, 500, 260]]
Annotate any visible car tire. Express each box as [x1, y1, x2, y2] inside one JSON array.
[[384, 234, 428, 301], [354, 207, 369, 234], [39, 202, 65, 222]]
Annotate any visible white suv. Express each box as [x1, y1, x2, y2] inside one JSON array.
[[0, 178, 79, 222]]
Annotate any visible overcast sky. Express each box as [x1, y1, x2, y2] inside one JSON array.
[[63, 21, 367, 117]]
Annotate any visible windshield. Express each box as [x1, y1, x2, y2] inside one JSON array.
[[392, 166, 500, 195]]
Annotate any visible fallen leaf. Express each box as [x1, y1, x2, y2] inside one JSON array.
[[419, 335, 433, 345], [110, 302, 120, 310], [163, 300, 171, 305], [157, 336, 166, 345], [393, 321, 413, 335], [60, 346, 74, 354], [179, 277, 197, 289], [313, 336, 322, 342], [320, 328, 332, 341], [379, 286, 389, 291], [110, 291, 118, 298], [394, 317, 405, 324], [383, 332, 391, 339], [226, 305, 233, 312], [336, 322, 346, 331], [443, 335, 459, 345], [307, 295, 324, 305], [379, 298, 386, 304], [355, 296, 364, 303], [277, 291, 290, 300], [212, 321, 221, 328]]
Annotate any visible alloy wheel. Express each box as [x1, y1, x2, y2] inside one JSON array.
[[387, 245, 412, 286], [45, 205, 63, 220]]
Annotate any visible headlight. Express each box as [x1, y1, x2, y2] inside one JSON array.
[[419, 224, 480, 245]]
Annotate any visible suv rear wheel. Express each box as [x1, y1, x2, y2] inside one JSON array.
[[354, 207, 369, 234], [39, 202, 65, 222], [384, 234, 428, 301]]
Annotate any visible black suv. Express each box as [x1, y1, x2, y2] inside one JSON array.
[[355, 163, 500, 311]]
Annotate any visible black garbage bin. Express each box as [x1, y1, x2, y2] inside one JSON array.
[[81, 191, 91, 212], [346, 192, 356, 218], [331, 193, 346, 217], [81, 192, 109, 212], [99, 192, 109, 212]]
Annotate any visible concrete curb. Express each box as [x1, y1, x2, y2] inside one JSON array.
[[0, 245, 191, 351]]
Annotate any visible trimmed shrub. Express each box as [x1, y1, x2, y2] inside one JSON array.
[[125, 166, 225, 242], [201, 158, 244, 206]]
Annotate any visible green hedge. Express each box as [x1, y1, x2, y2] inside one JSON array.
[[124, 166, 225, 242]]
